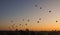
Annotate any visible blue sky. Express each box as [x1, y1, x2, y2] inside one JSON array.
[[0, 0, 60, 31]]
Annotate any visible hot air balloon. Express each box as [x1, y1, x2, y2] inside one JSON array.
[[49, 10, 51, 13], [19, 24, 21, 26], [12, 24, 15, 25], [12, 24, 15, 28], [16, 25, 18, 27], [9, 26, 11, 30], [35, 5, 37, 7], [22, 19, 24, 21], [12, 25, 14, 29], [22, 25, 23, 27], [40, 7, 42, 9], [27, 19, 30, 22], [37, 21, 39, 23], [11, 20, 13, 23], [56, 20, 58, 23], [39, 18, 41, 20], [25, 23, 27, 26]]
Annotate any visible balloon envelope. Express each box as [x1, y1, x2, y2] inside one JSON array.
[[40, 7, 42, 9], [35, 5, 37, 7], [37, 21, 39, 23], [56, 20, 58, 22], [49, 10, 51, 13]]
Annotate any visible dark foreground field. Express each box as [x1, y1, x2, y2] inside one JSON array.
[[0, 30, 60, 35]]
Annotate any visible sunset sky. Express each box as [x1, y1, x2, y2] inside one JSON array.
[[0, 0, 60, 31]]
